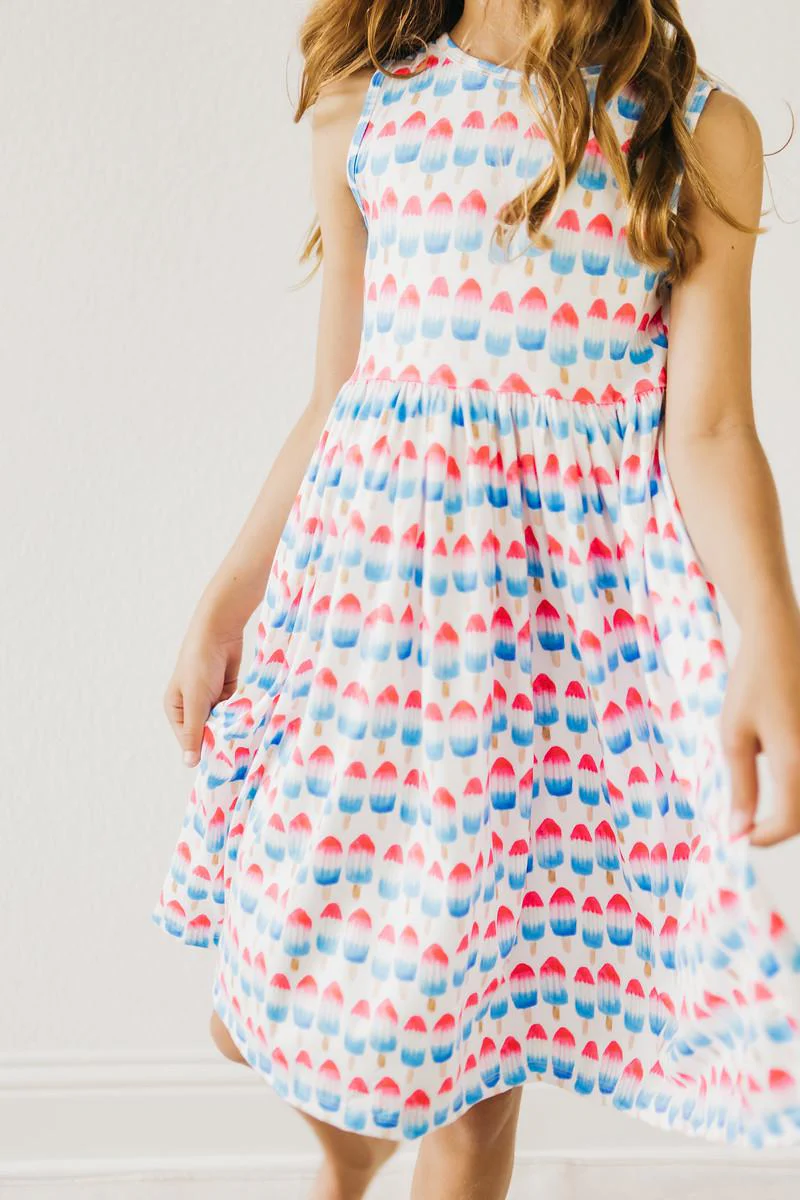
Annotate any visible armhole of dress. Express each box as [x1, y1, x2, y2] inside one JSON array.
[[346, 67, 385, 228], [668, 74, 721, 217]]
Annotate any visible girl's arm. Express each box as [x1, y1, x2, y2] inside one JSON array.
[[662, 90, 800, 847], [164, 70, 373, 767]]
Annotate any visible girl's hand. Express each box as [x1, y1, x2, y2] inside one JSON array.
[[163, 606, 244, 769], [722, 598, 800, 847]]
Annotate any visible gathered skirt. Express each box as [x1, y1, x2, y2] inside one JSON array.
[[153, 376, 800, 1146]]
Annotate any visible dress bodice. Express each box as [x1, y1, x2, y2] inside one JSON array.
[[346, 31, 716, 404]]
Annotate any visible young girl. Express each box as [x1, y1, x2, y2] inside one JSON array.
[[153, 1, 800, 1196]]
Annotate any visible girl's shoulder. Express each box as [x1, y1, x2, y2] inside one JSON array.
[[312, 67, 377, 125], [684, 80, 763, 189], [312, 36, 434, 125], [323, 40, 441, 144], [670, 68, 759, 171], [311, 68, 378, 212]]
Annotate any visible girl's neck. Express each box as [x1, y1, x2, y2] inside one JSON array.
[[448, 0, 609, 72], [449, 0, 527, 72]]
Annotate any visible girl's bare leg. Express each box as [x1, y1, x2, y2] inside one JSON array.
[[410, 1085, 523, 1200], [209, 1012, 398, 1200], [298, 1109, 399, 1200]]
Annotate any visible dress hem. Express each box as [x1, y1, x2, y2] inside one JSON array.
[[204, 961, 800, 1150], [152, 879, 800, 1148]]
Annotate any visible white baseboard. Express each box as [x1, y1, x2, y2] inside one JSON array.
[[1, 1152, 799, 1200], [0, 1048, 259, 1095], [1, 1052, 798, 1199]]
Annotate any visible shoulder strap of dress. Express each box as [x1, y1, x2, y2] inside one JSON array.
[[345, 40, 439, 223], [346, 68, 385, 225], [668, 72, 722, 215], [683, 73, 721, 135]]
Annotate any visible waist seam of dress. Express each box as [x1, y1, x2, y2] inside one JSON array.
[[342, 372, 668, 407]]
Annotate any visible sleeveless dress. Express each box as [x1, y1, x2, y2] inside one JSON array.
[[152, 32, 800, 1147]]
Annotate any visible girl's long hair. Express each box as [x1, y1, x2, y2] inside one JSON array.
[[294, 0, 759, 283]]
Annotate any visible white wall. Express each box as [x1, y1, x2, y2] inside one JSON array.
[[2, 0, 799, 1190]]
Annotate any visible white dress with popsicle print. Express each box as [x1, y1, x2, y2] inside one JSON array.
[[152, 32, 800, 1146]]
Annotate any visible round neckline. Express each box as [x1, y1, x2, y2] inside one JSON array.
[[440, 31, 602, 78]]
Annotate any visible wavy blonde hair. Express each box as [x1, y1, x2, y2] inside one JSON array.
[[295, 0, 758, 284]]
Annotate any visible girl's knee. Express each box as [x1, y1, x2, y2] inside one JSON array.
[[300, 1109, 398, 1172], [437, 1086, 523, 1152], [209, 1010, 249, 1066]]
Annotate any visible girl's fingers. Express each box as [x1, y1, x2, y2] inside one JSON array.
[[747, 816, 797, 847], [748, 758, 800, 847], [163, 684, 186, 742], [180, 691, 210, 767], [723, 732, 759, 839], [217, 679, 239, 704]]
